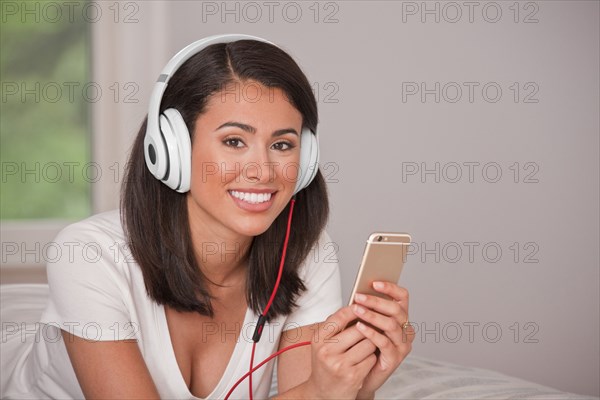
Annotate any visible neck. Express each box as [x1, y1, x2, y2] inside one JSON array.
[[187, 203, 253, 289]]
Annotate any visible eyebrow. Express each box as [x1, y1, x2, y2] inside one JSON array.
[[216, 122, 298, 137]]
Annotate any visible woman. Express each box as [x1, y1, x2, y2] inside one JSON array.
[[3, 35, 414, 399]]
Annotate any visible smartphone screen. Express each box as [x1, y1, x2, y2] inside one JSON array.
[[348, 232, 411, 306]]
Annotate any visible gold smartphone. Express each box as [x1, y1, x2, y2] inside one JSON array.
[[348, 232, 412, 306]]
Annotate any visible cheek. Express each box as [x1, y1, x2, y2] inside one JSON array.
[[276, 161, 300, 186], [190, 147, 221, 186]]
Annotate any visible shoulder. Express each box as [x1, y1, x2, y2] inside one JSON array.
[[281, 229, 343, 327], [41, 210, 141, 342], [47, 209, 132, 280], [54, 209, 125, 245], [296, 228, 340, 283]]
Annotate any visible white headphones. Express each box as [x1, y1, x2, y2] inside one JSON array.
[[144, 33, 320, 195]]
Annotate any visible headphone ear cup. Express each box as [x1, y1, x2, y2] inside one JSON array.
[[159, 109, 182, 191], [293, 128, 319, 196], [144, 121, 168, 180], [162, 108, 191, 193]]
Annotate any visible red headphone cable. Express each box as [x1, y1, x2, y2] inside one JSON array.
[[250, 195, 295, 399], [224, 341, 310, 400], [224, 195, 302, 400]]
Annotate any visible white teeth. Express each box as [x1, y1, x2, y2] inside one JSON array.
[[229, 190, 272, 204]]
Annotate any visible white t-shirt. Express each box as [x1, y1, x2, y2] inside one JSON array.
[[3, 210, 343, 399]]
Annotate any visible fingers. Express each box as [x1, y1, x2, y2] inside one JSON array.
[[314, 308, 379, 364], [352, 283, 414, 347], [353, 304, 402, 349], [375, 281, 410, 306], [352, 283, 409, 317], [356, 321, 410, 372], [355, 352, 378, 376], [318, 306, 363, 339], [322, 324, 366, 351], [352, 303, 402, 339], [401, 321, 417, 341], [345, 337, 377, 365], [356, 321, 404, 359], [313, 307, 370, 354]]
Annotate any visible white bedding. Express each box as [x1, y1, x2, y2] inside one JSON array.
[[2, 284, 597, 400], [367, 356, 597, 400]]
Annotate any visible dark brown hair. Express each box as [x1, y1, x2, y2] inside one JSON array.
[[121, 40, 329, 321]]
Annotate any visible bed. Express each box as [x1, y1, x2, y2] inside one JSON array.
[[1, 284, 597, 400]]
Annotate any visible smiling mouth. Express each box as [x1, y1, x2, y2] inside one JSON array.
[[228, 190, 277, 204]]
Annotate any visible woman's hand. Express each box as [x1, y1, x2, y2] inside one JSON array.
[[350, 281, 415, 399], [304, 306, 379, 400]]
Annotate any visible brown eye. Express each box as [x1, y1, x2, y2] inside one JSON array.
[[272, 141, 295, 151], [223, 137, 244, 148]]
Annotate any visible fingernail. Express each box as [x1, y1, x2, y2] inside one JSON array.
[[354, 293, 366, 302], [353, 304, 366, 315], [373, 281, 384, 290], [356, 321, 366, 330]]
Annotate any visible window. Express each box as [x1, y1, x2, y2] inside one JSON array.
[[1, 0, 92, 221], [1, 1, 169, 273]]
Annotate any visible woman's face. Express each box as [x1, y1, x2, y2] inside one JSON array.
[[187, 81, 303, 239]]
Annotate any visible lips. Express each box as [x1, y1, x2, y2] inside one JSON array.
[[227, 188, 277, 194]]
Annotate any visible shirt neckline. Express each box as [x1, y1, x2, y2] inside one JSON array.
[[158, 302, 254, 399]]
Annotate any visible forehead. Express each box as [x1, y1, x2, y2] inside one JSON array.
[[199, 81, 303, 127]]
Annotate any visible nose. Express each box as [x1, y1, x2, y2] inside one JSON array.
[[242, 146, 276, 184]]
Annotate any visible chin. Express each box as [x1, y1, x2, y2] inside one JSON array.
[[233, 221, 273, 238]]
